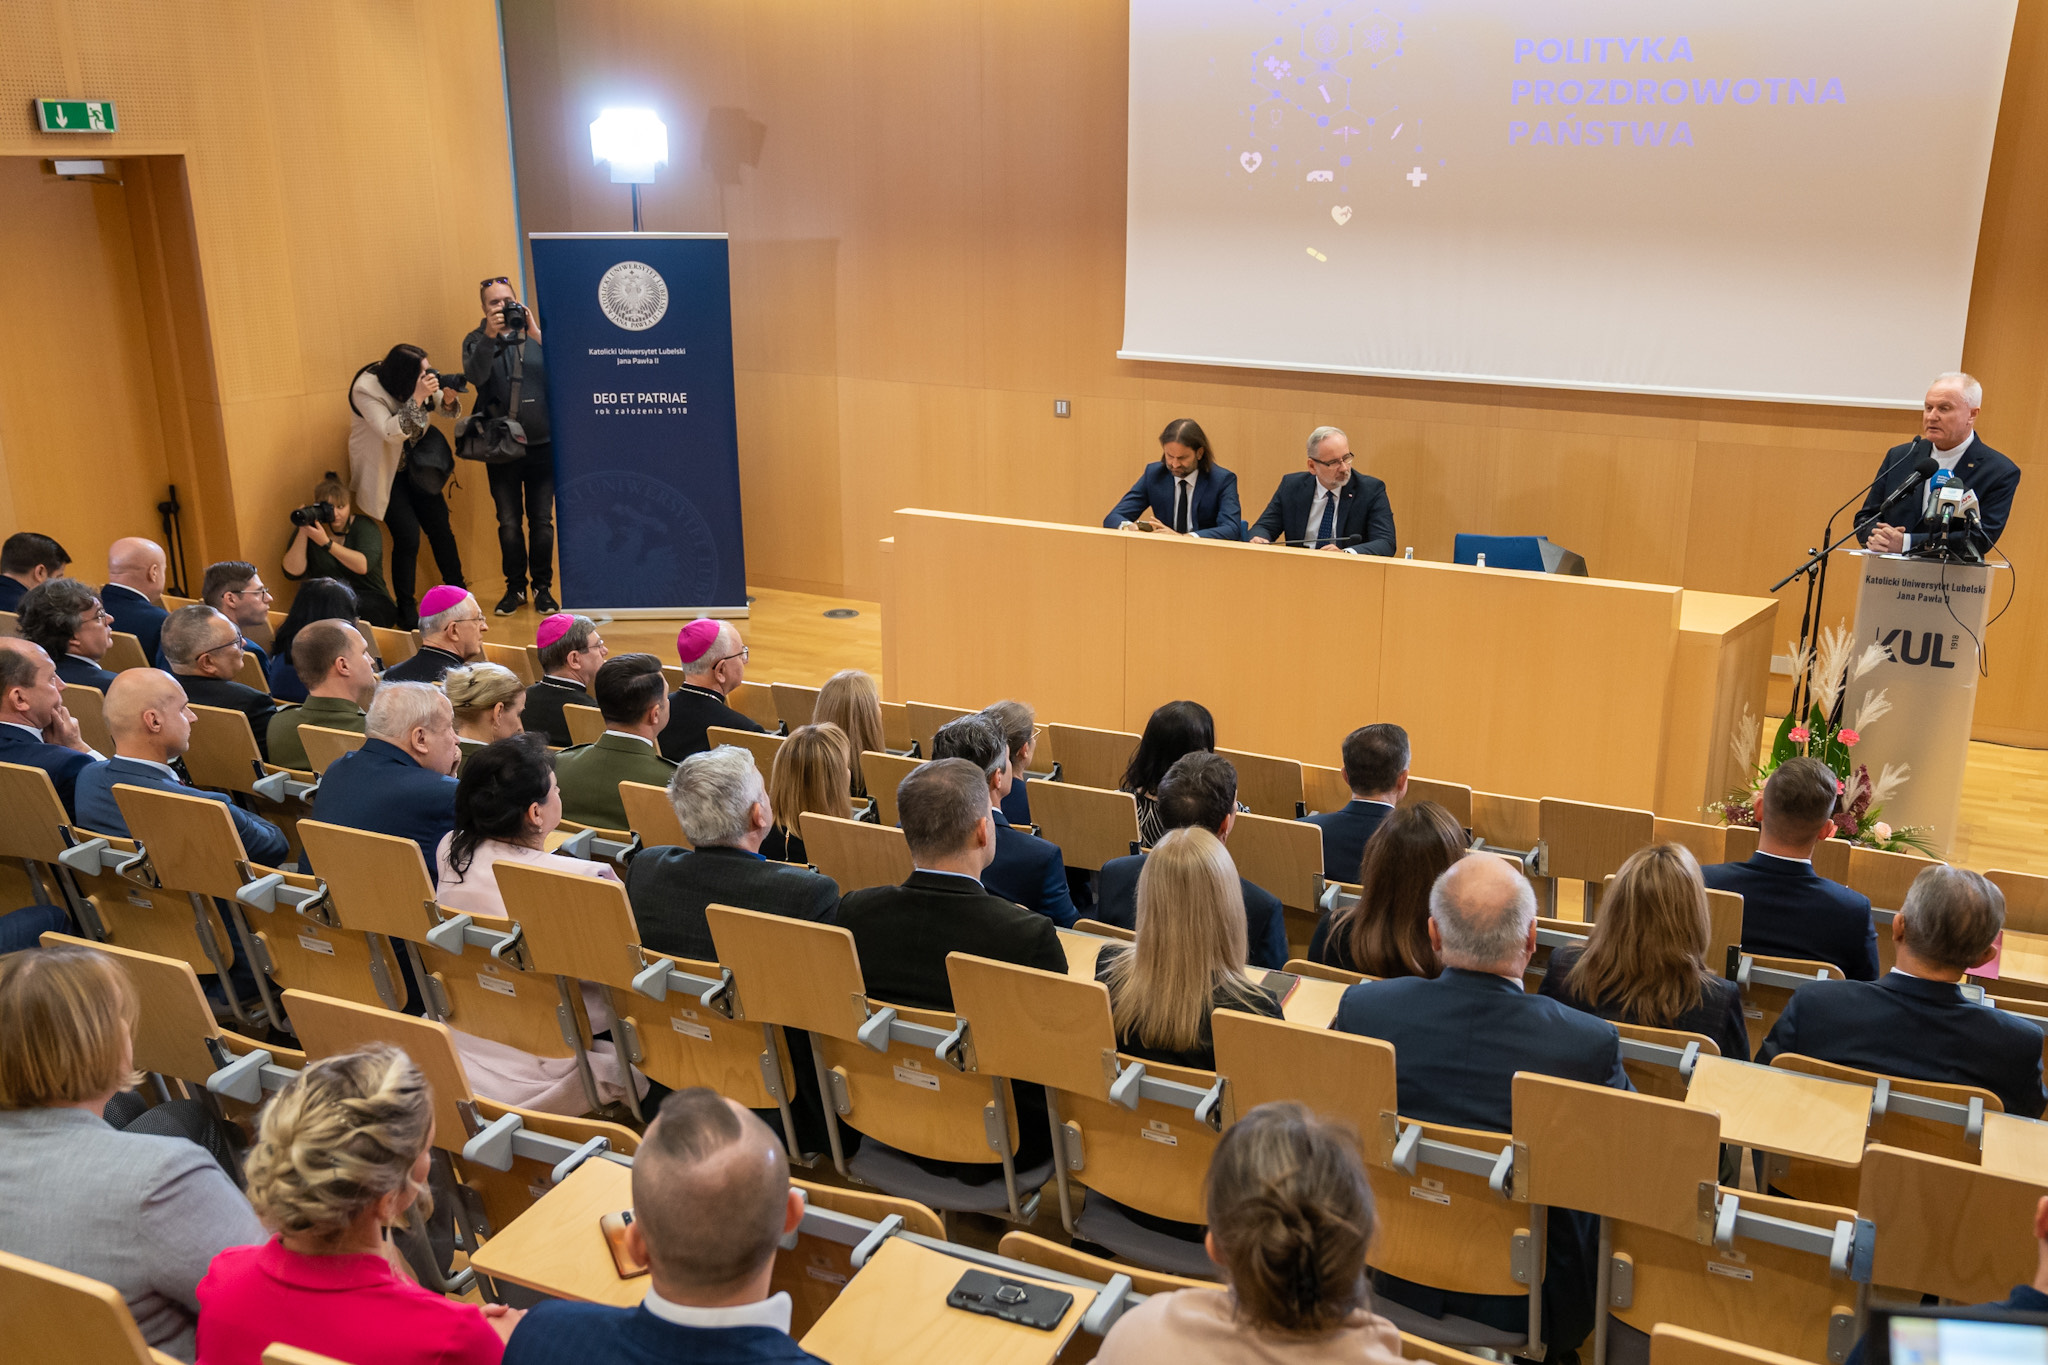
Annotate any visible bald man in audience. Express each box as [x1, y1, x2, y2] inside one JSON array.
[[1759, 865, 2044, 1117], [101, 537, 169, 663], [659, 617, 763, 761], [503, 1089, 820, 1365], [162, 605, 276, 760], [265, 621, 377, 772], [0, 638, 96, 819], [1332, 853, 1629, 1352], [73, 670, 290, 865]]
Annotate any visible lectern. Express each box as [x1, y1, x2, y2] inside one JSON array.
[[1840, 550, 2002, 855]]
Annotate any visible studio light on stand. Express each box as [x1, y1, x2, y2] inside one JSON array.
[[590, 108, 668, 231]]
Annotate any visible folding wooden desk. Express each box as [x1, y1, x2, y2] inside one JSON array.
[[1682, 1055, 1869, 1166], [800, 1235, 1090, 1365]]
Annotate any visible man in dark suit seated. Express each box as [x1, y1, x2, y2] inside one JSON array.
[[1103, 418, 1244, 540], [74, 669, 291, 865], [100, 537, 170, 665], [309, 681, 462, 879], [1303, 722, 1408, 883], [162, 605, 277, 761], [1759, 865, 2044, 1117], [0, 637, 100, 819], [501, 1088, 821, 1365], [381, 584, 490, 685], [626, 744, 839, 961], [18, 578, 118, 692], [556, 653, 678, 829], [1333, 853, 1630, 1353], [199, 561, 275, 676], [0, 532, 69, 613], [522, 613, 608, 747], [1094, 752, 1289, 969], [837, 757, 1066, 1010], [1703, 757, 1878, 980], [1857, 373, 2021, 559], [929, 714, 1077, 928], [659, 617, 763, 761], [1247, 425, 1398, 555]]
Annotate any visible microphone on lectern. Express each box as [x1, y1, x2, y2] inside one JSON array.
[[1862, 453, 1943, 530]]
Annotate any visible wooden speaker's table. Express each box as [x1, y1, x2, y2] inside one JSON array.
[[881, 511, 1775, 818]]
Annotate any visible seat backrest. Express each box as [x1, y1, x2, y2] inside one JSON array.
[[618, 780, 690, 849], [707, 903, 870, 1040], [1215, 747, 1303, 818], [1301, 761, 1351, 817], [284, 987, 482, 1154], [1989, 869, 2048, 936], [43, 931, 222, 1088], [798, 812, 911, 892], [1285, 956, 1366, 985], [1073, 918, 1133, 943], [298, 724, 366, 775], [1771, 1051, 2000, 1195], [481, 640, 538, 685], [1045, 723, 1138, 792], [906, 700, 974, 757], [1648, 1325, 1809, 1365], [1402, 776, 1474, 829], [1704, 888, 1743, 976], [1739, 953, 1841, 1055], [564, 703, 605, 747], [1723, 824, 1761, 861], [1810, 837, 1851, 884], [770, 682, 821, 730], [1513, 1073, 1720, 1235], [235, 652, 269, 692], [1027, 781, 1139, 871], [1652, 817, 1727, 868], [1213, 1010, 1395, 1146], [1612, 1021, 1722, 1102], [494, 862, 645, 991], [944, 952, 1118, 1102], [296, 820, 442, 941], [113, 782, 249, 900], [1471, 790, 1541, 851], [63, 682, 115, 755], [182, 704, 269, 794], [0, 609, 18, 636], [0, 760, 78, 863], [724, 680, 780, 731], [0, 1248, 157, 1365], [707, 724, 784, 776], [1226, 811, 1323, 912], [1540, 797, 1656, 885], [1846, 845, 1936, 912], [997, 1230, 1216, 1293], [877, 699, 913, 753], [1860, 1143, 2047, 1305], [857, 751, 921, 826], [368, 625, 417, 666], [104, 632, 150, 672], [810, 998, 1008, 1164]]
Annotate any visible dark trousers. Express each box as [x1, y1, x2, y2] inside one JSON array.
[[0, 902, 69, 953], [487, 446, 555, 594], [384, 470, 465, 625]]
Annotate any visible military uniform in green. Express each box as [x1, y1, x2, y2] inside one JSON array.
[[265, 694, 369, 772], [553, 731, 677, 830]]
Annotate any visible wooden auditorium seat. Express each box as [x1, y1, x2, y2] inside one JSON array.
[[296, 724, 366, 775], [771, 681, 821, 731], [1028, 781, 1139, 870], [564, 702, 605, 746], [1540, 797, 1655, 919], [799, 812, 911, 891], [104, 631, 150, 672], [618, 778, 690, 849], [1214, 746, 1302, 818], [856, 749, 921, 825], [707, 723, 784, 775], [1045, 723, 1138, 792], [0, 1248, 179, 1365], [1858, 1143, 2048, 1308], [63, 681, 115, 755], [906, 700, 973, 757]]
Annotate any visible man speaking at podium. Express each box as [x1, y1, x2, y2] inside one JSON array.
[[1247, 426, 1398, 555], [1857, 373, 2020, 556]]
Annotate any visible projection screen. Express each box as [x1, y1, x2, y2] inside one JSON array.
[[1121, 1, 2018, 407]]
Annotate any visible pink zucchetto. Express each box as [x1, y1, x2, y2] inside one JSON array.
[[534, 613, 576, 651], [676, 617, 722, 663], [419, 584, 471, 620]]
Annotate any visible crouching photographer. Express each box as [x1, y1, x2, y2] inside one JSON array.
[[280, 474, 401, 628], [348, 343, 467, 628], [462, 277, 555, 617]]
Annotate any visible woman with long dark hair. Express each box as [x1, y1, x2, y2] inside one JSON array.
[[1102, 417, 1245, 539], [347, 343, 465, 628], [1121, 699, 1220, 846], [1308, 801, 1465, 977]]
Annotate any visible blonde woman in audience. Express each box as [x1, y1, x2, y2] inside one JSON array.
[[444, 661, 528, 767], [434, 733, 643, 1113], [1540, 842, 1748, 1061], [763, 721, 854, 864], [0, 944, 265, 1363], [1307, 801, 1464, 978], [196, 1045, 520, 1365], [983, 698, 1040, 824], [1096, 826, 1282, 1069], [812, 668, 886, 798], [1095, 1101, 1405, 1364]]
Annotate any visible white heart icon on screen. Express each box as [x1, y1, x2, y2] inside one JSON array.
[[1331, 205, 1353, 225], [1240, 152, 1262, 173]]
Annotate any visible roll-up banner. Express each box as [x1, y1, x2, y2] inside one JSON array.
[[529, 232, 747, 616]]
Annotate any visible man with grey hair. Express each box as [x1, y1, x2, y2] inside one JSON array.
[[163, 604, 277, 759], [382, 585, 489, 685], [659, 617, 764, 760], [1761, 865, 2044, 1118], [1333, 853, 1627, 1351], [1246, 425, 1397, 555], [1857, 371, 2020, 556], [624, 744, 839, 962], [308, 681, 462, 881]]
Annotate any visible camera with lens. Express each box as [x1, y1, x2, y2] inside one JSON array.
[[290, 501, 337, 528], [497, 299, 530, 335], [427, 369, 469, 394]]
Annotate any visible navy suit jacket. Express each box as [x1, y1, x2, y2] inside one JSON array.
[[502, 1301, 821, 1365], [1104, 462, 1244, 539], [54, 653, 119, 693], [74, 756, 291, 866], [309, 738, 459, 881], [1757, 971, 2046, 1119], [1302, 798, 1393, 884], [1856, 435, 2020, 552], [100, 584, 167, 663], [985, 810, 1078, 928], [1094, 850, 1289, 970], [999, 774, 1032, 825], [0, 577, 24, 612], [1249, 470, 1397, 555], [1702, 853, 1878, 981], [0, 722, 95, 820]]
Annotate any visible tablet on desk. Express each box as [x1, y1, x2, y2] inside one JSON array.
[[1864, 1302, 2048, 1364]]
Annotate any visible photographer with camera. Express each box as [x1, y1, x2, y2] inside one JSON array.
[[348, 342, 467, 628], [281, 474, 401, 628], [463, 277, 556, 616]]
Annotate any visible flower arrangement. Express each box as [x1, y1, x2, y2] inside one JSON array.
[[1711, 623, 1938, 854]]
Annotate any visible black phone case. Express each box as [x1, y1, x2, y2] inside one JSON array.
[[945, 1268, 1073, 1331]]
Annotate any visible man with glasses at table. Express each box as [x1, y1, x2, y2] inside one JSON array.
[[464, 275, 557, 617], [659, 617, 764, 761], [1246, 425, 1398, 556], [162, 604, 278, 760]]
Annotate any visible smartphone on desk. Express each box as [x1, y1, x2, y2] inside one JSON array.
[[599, 1209, 649, 1279], [1261, 970, 1302, 1006], [946, 1269, 1072, 1331]]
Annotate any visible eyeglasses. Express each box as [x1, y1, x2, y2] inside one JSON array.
[[195, 638, 244, 660], [716, 646, 750, 666], [229, 585, 274, 600], [83, 609, 113, 625], [1309, 451, 1356, 470]]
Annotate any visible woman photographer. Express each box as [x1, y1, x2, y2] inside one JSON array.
[[281, 475, 399, 629], [347, 344, 466, 629]]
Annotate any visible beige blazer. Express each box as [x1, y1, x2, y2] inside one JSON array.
[[347, 369, 426, 520]]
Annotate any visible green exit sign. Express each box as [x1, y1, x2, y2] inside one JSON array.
[[36, 99, 116, 133]]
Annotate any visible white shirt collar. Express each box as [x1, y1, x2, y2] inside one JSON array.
[[642, 1288, 792, 1333], [602, 730, 655, 749], [913, 866, 985, 888], [1754, 849, 1813, 866]]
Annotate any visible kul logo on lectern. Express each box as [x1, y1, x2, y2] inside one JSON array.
[[1874, 629, 1959, 669]]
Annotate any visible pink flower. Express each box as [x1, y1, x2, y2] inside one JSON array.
[[1787, 726, 1810, 743], [1839, 729, 1860, 746], [1873, 821, 1892, 841]]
